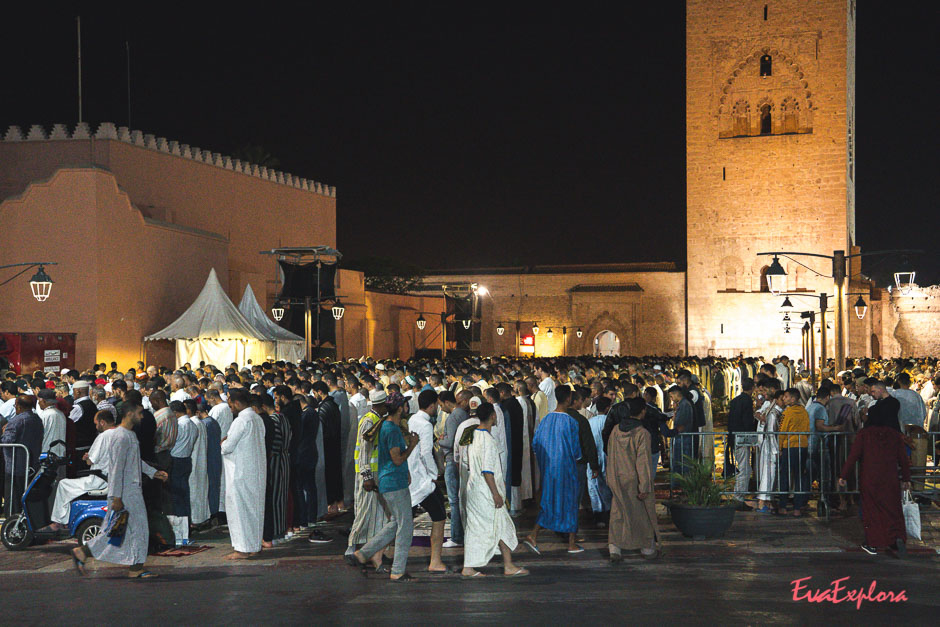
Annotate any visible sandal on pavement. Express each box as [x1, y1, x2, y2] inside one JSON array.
[[131, 571, 159, 579], [505, 568, 529, 578], [567, 545, 585, 554], [391, 573, 417, 583], [462, 571, 486, 579], [523, 540, 541, 555]]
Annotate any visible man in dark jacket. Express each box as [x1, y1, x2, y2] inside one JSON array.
[[726, 378, 756, 509], [497, 382, 524, 514], [293, 394, 320, 530], [2, 396, 44, 516], [566, 388, 600, 520], [312, 381, 344, 513]]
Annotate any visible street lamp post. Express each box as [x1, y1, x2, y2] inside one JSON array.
[[779, 292, 830, 382], [758, 249, 922, 371], [1, 262, 59, 302]]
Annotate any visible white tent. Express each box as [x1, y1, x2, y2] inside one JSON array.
[[238, 284, 305, 363], [144, 268, 267, 368]]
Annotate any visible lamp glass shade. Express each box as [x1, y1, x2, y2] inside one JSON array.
[[854, 296, 868, 320], [331, 300, 346, 320], [546, 328, 553, 338], [532, 324, 540, 335], [496, 324, 505, 336], [766, 256, 787, 295], [271, 306, 285, 321], [29, 266, 53, 302], [461, 319, 471, 330], [576, 328, 583, 338], [894, 271, 915, 294], [416, 315, 426, 330]]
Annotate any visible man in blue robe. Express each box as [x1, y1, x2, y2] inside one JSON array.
[[524, 385, 583, 554]]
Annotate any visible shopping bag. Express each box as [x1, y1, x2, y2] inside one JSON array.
[[902, 490, 921, 541]]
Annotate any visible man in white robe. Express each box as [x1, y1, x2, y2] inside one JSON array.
[[188, 411, 211, 525], [221, 389, 266, 559], [72, 402, 167, 578], [208, 390, 233, 512], [37, 390, 66, 459], [48, 410, 117, 528], [461, 403, 527, 578]]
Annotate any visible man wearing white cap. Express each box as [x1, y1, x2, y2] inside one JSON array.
[[346, 389, 391, 566], [402, 375, 420, 415]]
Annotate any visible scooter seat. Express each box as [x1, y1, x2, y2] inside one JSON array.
[[79, 490, 109, 499]]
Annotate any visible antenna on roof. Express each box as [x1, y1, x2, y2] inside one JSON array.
[[76, 16, 83, 123]]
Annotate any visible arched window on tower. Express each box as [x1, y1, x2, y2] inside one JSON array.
[[760, 55, 772, 77], [760, 104, 772, 135], [781, 97, 800, 133], [733, 100, 750, 137]]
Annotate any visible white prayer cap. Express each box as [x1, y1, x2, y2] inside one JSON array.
[[468, 396, 482, 409], [73, 380, 90, 389], [405, 375, 417, 386], [369, 389, 388, 404], [375, 363, 386, 371], [653, 365, 662, 371]]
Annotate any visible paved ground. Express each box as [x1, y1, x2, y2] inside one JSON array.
[[2, 501, 937, 624]]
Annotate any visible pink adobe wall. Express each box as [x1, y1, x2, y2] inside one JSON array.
[[0, 168, 230, 370], [0, 136, 335, 307]]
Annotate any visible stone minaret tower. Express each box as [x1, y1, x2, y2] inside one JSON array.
[[685, 0, 856, 358]]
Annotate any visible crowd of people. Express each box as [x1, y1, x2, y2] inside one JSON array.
[[0, 354, 935, 577]]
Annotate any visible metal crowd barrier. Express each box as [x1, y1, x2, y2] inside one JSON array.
[[0, 443, 32, 518], [667, 430, 939, 521]]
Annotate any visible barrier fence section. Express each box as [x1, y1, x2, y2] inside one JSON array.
[[668, 431, 939, 521], [0, 443, 32, 518]]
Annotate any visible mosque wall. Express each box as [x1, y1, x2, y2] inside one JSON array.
[[423, 266, 687, 357]]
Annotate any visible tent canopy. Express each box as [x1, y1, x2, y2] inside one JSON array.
[[238, 284, 304, 342], [145, 268, 266, 341]]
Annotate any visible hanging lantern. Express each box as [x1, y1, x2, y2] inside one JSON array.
[[331, 299, 346, 320], [854, 295, 868, 320], [271, 302, 285, 321], [532, 323, 540, 335], [461, 319, 471, 330], [29, 265, 53, 302], [784, 323, 791, 334], [546, 328, 553, 338], [576, 328, 583, 338], [766, 256, 787, 295], [416, 314, 427, 330], [496, 323, 505, 336], [780, 296, 793, 308]]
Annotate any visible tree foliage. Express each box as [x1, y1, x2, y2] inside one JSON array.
[[344, 257, 426, 295]]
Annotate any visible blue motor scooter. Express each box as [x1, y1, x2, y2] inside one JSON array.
[[1, 442, 108, 550]]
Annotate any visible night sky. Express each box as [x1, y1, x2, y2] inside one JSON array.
[[1, 5, 934, 283]]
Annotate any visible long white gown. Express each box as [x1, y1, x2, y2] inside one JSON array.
[[463, 429, 519, 568], [188, 415, 211, 525], [455, 418, 480, 527], [221, 407, 266, 553], [210, 402, 234, 512], [86, 426, 156, 565]]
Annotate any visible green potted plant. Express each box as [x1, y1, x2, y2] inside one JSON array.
[[667, 455, 737, 539]]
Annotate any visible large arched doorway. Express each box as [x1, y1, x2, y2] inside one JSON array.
[[594, 330, 621, 357]]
